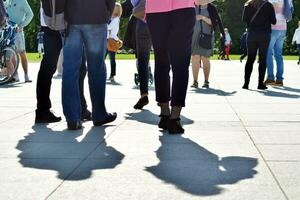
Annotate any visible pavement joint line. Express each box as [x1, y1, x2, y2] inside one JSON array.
[[45, 109, 136, 199], [221, 90, 290, 200], [0, 111, 34, 125]]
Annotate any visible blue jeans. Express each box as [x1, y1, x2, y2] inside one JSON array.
[[267, 30, 286, 81], [62, 24, 108, 123]]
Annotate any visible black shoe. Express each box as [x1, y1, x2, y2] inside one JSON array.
[[158, 114, 170, 130], [35, 110, 62, 123], [67, 121, 82, 130], [134, 96, 149, 109], [81, 109, 92, 121], [242, 84, 249, 90], [257, 84, 268, 90], [93, 112, 117, 126], [168, 118, 184, 134], [202, 81, 209, 88]]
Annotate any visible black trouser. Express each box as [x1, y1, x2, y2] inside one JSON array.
[[105, 51, 116, 77], [147, 8, 195, 107], [240, 48, 247, 61], [244, 31, 270, 86], [36, 27, 88, 113], [136, 19, 151, 95]]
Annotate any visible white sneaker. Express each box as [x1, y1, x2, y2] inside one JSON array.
[[24, 74, 32, 83]]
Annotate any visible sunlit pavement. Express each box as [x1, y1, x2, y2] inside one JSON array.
[[0, 60, 300, 200]]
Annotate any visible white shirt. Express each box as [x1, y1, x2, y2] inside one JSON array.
[[292, 27, 300, 44], [107, 17, 120, 40], [225, 33, 231, 46], [40, 6, 46, 27]]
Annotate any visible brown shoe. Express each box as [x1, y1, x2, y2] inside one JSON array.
[[274, 80, 283, 86], [264, 79, 275, 85]]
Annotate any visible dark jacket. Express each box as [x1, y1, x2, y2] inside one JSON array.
[[205, 4, 225, 38], [65, 0, 115, 25], [122, 0, 136, 49], [242, 2, 276, 34], [240, 31, 248, 50]]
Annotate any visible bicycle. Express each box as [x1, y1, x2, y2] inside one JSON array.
[[0, 21, 19, 85]]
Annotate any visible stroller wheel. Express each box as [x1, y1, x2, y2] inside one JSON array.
[[134, 73, 140, 86], [149, 73, 154, 86]]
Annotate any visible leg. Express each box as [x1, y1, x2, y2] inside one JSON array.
[[147, 12, 172, 115], [62, 25, 83, 123], [202, 56, 211, 82], [109, 51, 116, 78], [16, 31, 30, 82], [134, 19, 152, 109], [35, 27, 62, 123], [273, 30, 286, 81], [169, 8, 195, 109], [258, 34, 271, 87], [36, 27, 62, 112], [191, 55, 201, 84], [83, 24, 111, 122], [266, 30, 277, 81], [298, 44, 300, 64], [244, 33, 258, 88]]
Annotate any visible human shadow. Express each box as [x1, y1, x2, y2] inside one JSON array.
[[193, 88, 237, 96], [106, 80, 122, 86], [125, 109, 194, 126], [257, 89, 300, 99], [273, 86, 300, 94], [146, 134, 258, 196], [16, 124, 124, 181], [0, 81, 23, 88]]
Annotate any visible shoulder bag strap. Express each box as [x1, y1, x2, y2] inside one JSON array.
[[250, 1, 267, 24]]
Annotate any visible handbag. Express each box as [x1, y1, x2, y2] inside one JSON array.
[[107, 38, 123, 52], [198, 7, 213, 50]]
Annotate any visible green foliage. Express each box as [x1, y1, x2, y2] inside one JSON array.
[[25, 0, 40, 52], [23, 0, 300, 55]]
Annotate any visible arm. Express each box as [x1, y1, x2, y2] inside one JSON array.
[[215, 6, 225, 38], [19, 0, 34, 28], [269, 3, 277, 25]]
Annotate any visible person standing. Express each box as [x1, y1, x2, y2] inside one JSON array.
[[224, 28, 232, 60], [107, 3, 122, 82], [191, 0, 225, 89], [292, 21, 300, 65], [35, 3, 91, 124], [265, 0, 294, 86], [242, 0, 276, 90], [63, 0, 117, 130], [146, 0, 195, 134], [4, 0, 33, 83]]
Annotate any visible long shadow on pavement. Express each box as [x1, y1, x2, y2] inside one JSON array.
[[16, 124, 124, 181], [193, 88, 237, 96], [146, 134, 258, 196], [125, 109, 194, 126], [257, 90, 300, 98]]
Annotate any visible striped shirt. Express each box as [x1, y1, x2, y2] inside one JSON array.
[[146, 0, 195, 14], [269, 0, 287, 30]]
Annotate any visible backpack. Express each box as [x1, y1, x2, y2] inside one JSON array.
[[41, 0, 67, 30]]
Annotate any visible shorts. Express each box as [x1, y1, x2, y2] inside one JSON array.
[[15, 31, 26, 53]]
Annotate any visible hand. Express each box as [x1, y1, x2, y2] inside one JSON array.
[[196, 15, 204, 21]]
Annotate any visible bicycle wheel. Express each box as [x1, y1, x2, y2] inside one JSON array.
[[0, 47, 19, 85]]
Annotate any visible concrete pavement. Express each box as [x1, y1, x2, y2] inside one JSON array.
[[0, 60, 300, 199]]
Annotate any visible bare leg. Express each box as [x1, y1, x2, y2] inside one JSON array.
[[19, 51, 28, 75], [171, 106, 182, 119], [202, 56, 211, 82], [191, 55, 201, 82]]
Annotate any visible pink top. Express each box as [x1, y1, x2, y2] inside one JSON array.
[[270, 0, 287, 30], [146, 0, 195, 14]]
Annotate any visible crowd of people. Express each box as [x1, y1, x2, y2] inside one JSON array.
[[0, 0, 298, 133]]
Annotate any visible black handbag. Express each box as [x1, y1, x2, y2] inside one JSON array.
[[198, 7, 213, 50]]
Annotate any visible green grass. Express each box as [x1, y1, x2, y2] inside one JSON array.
[[26, 53, 298, 62]]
